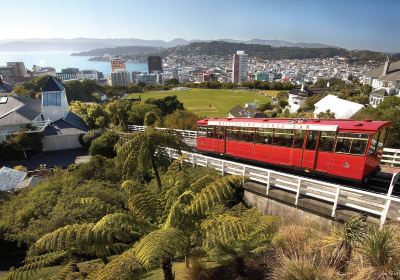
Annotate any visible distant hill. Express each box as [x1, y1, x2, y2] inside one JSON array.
[[71, 46, 163, 57], [0, 37, 336, 52], [160, 41, 348, 60]]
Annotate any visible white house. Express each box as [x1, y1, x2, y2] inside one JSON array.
[[313, 95, 364, 119], [0, 76, 88, 151]]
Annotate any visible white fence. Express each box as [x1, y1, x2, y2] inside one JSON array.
[[163, 147, 400, 228], [381, 148, 400, 167], [127, 125, 197, 140], [127, 125, 400, 167]]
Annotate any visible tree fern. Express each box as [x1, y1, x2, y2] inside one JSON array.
[[80, 197, 114, 214], [50, 259, 78, 280], [201, 214, 251, 248], [134, 228, 188, 268], [93, 246, 142, 280], [189, 175, 219, 194], [163, 190, 195, 229], [121, 179, 144, 195], [190, 175, 242, 216], [6, 251, 67, 280], [128, 191, 162, 222]]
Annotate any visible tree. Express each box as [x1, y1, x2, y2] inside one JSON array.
[[164, 78, 180, 86], [128, 104, 162, 125], [257, 101, 272, 112], [70, 101, 107, 129], [317, 109, 335, 119], [89, 131, 120, 158], [163, 110, 199, 130], [144, 111, 161, 126], [145, 96, 184, 116], [116, 128, 187, 190]]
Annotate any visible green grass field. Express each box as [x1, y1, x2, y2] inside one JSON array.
[[129, 89, 276, 118]]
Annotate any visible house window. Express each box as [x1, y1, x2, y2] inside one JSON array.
[[43, 92, 61, 106]]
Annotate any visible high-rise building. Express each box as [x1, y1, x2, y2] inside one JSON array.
[[148, 56, 163, 74], [232, 51, 248, 84], [109, 70, 132, 87], [110, 57, 126, 72], [7, 62, 27, 78]]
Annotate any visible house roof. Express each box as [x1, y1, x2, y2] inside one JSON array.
[[64, 111, 88, 131], [229, 105, 264, 118], [0, 79, 13, 93], [364, 60, 400, 82], [44, 112, 88, 136], [42, 76, 65, 92], [314, 95, 364, 119], [0, 95, 42, 127], [0, 166, 27, 191]]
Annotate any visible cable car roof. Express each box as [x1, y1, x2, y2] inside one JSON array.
[[197, 118, 390, 132]]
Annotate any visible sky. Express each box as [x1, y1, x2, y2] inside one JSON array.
[[1, 0, 399, 52]]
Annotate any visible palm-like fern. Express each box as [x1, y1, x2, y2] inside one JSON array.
[[116, 128, 187, 190], [163, 190, 195, 229], [6, 251, 68, 280], [133, 227, 188, 268], [190, 175, 243, 216], [127, 190, 162, 222]]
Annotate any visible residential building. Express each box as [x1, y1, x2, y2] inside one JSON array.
[[137, 72, 157, 85], [313, 95, 364, 119], [76, 70, 98, 81], [363, 57, 400, 107], [255, 72, 269, 81], [110, 57, 126, 72], [61, 68, 79, 74], [109, 70, 132, 87], [288, 84, 314, 113], [228, 103, 264, 118], [232, 51, 248, 84], [56, 73, 77, 81], [0, 76, 88, 150], [148, 56, 163, 73]]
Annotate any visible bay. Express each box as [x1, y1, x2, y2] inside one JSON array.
[[0, 51, 148, 77]]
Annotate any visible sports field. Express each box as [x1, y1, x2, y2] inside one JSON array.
[[129, 89, 277, 118]]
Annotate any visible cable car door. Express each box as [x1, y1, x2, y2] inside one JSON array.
[[217, 126, 226, 154], [301, 131, 319, 170]]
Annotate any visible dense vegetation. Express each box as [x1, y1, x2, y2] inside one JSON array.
[[1, 129, 399, 280]]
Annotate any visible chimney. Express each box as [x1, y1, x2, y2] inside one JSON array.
[[382, 55, 390, 76]]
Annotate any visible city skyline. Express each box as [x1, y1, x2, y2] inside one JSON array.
[[0, 0, 399, 52]]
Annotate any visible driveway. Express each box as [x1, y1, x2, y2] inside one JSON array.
[[1, 148, 90, 171]]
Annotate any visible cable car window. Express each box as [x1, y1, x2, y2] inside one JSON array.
[[336, 133, 368, 156], [368, 132, 379, 155], [273, 129, 294, 147], [239, 127, 255, 142], [255, 128, 273, 144], [207, 126, 216, 138], [293, 130, 305, 148], [318, 132, 336, 152], [377, 128, 387, 151], [197, 126, 207, 137], [216, 126, 225, 139], [305, 131, 318, 150], [226, 127, 239, 141]]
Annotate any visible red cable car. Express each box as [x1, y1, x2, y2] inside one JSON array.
[[196, 118, 391, 181]]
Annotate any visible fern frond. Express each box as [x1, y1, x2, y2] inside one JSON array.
[[189, 175, 218, 193], [50, 259, 78, 280], [201, 214, 250, 248], [121, 179, 143, 194], [163, 190, 195, 229], [80, 197, 113, 214], [6, 251, 67, 280], [134, 228, 188, 268], [190, 175, 242, 216], [94, 246, 142, 280], [128, 191, 162, 222]]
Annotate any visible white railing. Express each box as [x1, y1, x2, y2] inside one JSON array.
[[127, 125, 197, 140], [33, 119, 52, 131], [163, 147, 400, 228], [382, 148, 400, 167]]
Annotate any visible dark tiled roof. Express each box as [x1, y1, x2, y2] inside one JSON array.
[[64, 111, 88, 132], [371, 89, 388, 97], [14, 96, 42, 121], [0, 96, 23, 118], [0, 112, 31, 126], [44, 115, 87, 136], [42, 76, 65, 92]]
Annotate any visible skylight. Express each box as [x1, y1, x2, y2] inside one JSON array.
[[0, 97, 8, 104]]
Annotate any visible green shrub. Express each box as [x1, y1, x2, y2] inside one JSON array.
[[82, 129, 104, 148], [88, 131, 119, 157]]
